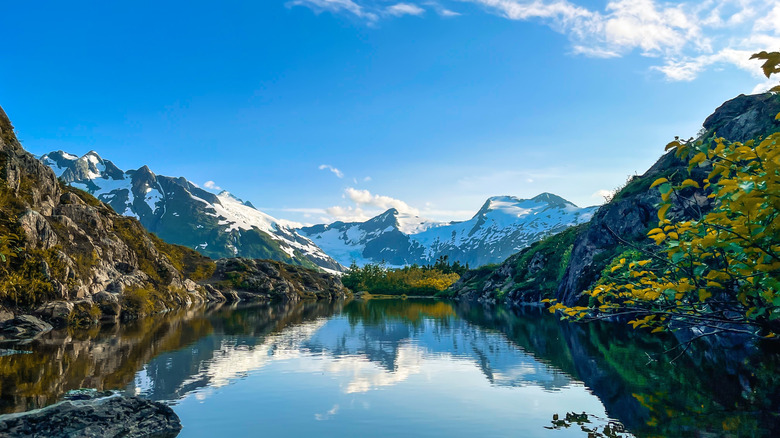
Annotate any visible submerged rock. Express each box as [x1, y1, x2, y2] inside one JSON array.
[[0, 392, 182, 438]]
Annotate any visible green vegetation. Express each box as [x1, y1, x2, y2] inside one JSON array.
[[445, 225, 582, 301], [508, 224, 582, 296], [342, 256, 464, 296], [112, 217, 215, 286], [551, 49, 780, 339], [120, 285, 190, 318], [0, 180, 58, 307]]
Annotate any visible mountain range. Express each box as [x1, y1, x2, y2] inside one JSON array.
[[40, 151, 597, 271], [299, 193, 597, 267], [40, 150, 343, 273]]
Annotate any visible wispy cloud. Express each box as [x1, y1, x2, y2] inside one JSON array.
[[290, 0, 780, 83], [288, 0, 378, 21], [387, 3, 425, 16], [319, 164, 344, 178], [203, 180, 222, 190]]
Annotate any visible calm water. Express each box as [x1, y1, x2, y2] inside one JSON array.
[[1, 299, 778, 437]]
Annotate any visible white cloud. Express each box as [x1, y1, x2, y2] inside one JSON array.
[[291, 0, 780, 84], [363, 176, 372, 182], [287, 0, 378, 21], [439, 9, 461, 17], [423, 1, 461, 16], [324, 205, 373, 222], [345, 187, 420, 215], [204, 180, 222, 190], [387, 3, 425, 16], [319, 164, 344, 178]]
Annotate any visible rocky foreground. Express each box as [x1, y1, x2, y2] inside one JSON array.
[[0, 391, 181, 438]]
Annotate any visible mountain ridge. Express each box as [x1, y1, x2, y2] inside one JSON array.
[[40, 150, 343, 273], [299, 193, 597, 268]]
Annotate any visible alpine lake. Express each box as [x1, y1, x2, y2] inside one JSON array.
[[1, 298, 778, 437]]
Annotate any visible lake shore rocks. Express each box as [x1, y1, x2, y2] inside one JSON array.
[[0, 391, 181, 438], [0, 315, 52, 342]]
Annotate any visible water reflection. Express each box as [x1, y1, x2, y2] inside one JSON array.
[[1, 299, 777, 437]]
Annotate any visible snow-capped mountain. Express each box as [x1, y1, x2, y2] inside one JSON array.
[[40, 150, 343, 273], [299, 193, 598, 268]]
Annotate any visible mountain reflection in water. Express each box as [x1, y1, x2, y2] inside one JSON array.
[[1, 299, 777, 437]]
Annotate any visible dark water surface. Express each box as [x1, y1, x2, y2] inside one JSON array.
[[1, 299, 778, 437]]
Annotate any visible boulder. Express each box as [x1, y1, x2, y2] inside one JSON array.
[[0, 392, 182, 438], [35, 301, 74, 326], [0, 315, 53, 341], [93, 291, 121, 318]]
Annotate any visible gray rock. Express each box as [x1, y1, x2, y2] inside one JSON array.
[[0, 315, 53, 341], [93, 291, 121, 317], [0, 307, 13, 324], [0, 393, 181, 437], [212, 258, 348, 302], [19, 210, 59, 250], [35, 301, 75, 326]]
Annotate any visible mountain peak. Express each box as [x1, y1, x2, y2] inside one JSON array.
[[366, 208, 400, 228], [531, 192, 575, 208], [378, 208, 400, 217]]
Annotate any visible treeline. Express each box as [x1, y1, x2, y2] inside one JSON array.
[[341, 256, 465, 296]]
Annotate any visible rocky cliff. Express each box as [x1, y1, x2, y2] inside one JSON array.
[[449, 92, 780, 306]]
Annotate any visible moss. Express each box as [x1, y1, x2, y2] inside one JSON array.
[[67, 302, 101, 327], [0, 108, 16, 146], [509, 224, 584, 297], [62, 185, 112, 211], [148, 231, 215, 282], [120, 285, 189, 319]]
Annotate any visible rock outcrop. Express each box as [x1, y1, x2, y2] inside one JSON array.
[[209, 258, 349, 302], [0, 392, 182, 438]]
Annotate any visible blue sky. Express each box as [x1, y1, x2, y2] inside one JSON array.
[[1, 0, 778, 225]]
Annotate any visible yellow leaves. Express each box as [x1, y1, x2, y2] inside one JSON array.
[[657, 204, 671, 222], [560, 53, 780, 339], [650, 178, 669, 188], [750, 50, 780, 78], [690, 152, 707, 166], [629, 315, 655, 329], [706, 270, 730, 282], [548, 302, 565, 314]]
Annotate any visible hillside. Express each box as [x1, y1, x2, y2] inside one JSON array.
[[448, 92, 780, 306]]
